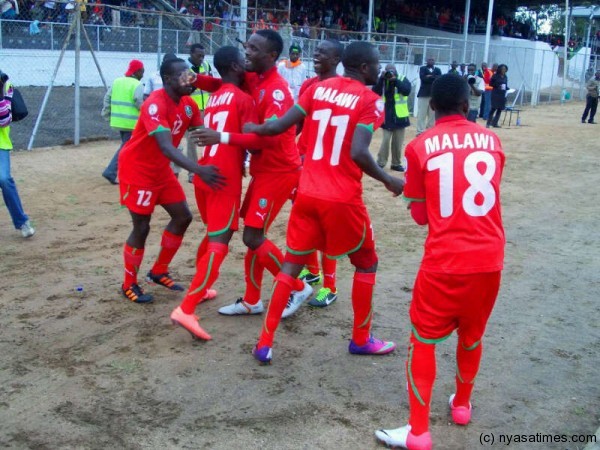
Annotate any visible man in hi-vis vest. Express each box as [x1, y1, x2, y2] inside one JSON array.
[[185, 44, 212, 182], [373, 64, 412, 172], [102, 59, 145, 184]]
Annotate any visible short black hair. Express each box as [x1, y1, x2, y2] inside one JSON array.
[[255, 29, 284, 59], [342, 41, 376, 70], [497, 63, 508, 72], [324, 38, 344, 58], [190, 43, 205, 54], [431, 74, 469, 114], [162, 52, 178, 63], [160, 57, 186, 81], [214, 45, 242, 76]]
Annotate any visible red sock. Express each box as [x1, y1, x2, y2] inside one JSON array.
[[321, 255, 337, 291], [255, 239, 283, 277], [196, 235, 208, 269], [150, 230, 183, 275], [257, 272, 295, 348], [407, 333, 436, 436], [306, 251, 320, 275], [351, 271, 376, 345], [454, 336, 483, 407], [123, 243, 144, 288], [180, 242, 228, 314], [243, 249, 263, 305]]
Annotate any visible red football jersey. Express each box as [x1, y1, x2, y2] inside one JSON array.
[[119, 89, 202, 186], [244, 67, 301, 174], [297, 75, 339, 156], [404, 115, 505, 274], [296, 77, 385, 204], [194, 83, 257, 197]]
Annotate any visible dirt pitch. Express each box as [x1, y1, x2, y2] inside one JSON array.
[[1, 101, 598, 450]]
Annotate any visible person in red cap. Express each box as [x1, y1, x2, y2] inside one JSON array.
[[101, 59, 145, 185]]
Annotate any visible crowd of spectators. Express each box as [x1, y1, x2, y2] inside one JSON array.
[[1, 0, 589, 48]]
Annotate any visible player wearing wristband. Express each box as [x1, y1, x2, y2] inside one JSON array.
[[170, 46, 259, 339], [195, 30, 311, 318], [375, 74, 505, 450], [296, 39, 344, 308], [237, 41, 404, 365], [117, 58, 225, 305]]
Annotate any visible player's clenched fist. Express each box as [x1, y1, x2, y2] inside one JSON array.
[[384, 176, 405, 197], [179, 71, 197, 88]]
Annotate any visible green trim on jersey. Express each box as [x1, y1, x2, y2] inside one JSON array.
[[149, 125, 170, 135], [294, 104, 307, 116], [357, 123, 375, 133], [402, 195, 425, 202]]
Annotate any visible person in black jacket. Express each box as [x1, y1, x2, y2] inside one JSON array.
[[373, 64, 412, 171], [416, 57, 442, 135], [486, 64, 508, 128]]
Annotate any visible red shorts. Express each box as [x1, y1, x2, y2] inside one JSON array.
[[120, 177, 186, 215], [241, 170, 300, 231], [410, 270, 501, 343], [285, 193, 375, 259], [195, 187, 240, 236]]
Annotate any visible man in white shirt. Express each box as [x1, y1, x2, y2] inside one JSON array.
[[277, 43, 309, 100], [466, 63, 486, 122]]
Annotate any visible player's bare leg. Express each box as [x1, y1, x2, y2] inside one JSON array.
[[146, 201, 192, 291]]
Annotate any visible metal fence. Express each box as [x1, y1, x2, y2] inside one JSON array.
[[1, 7, 598, 149]]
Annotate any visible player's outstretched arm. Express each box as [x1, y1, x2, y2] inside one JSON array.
[[192, 127, 279, 151], [350, 126, 404, 196], [154, 131, 226, 189], [243, 106, 305, 136], [179, 71, 223, 93]]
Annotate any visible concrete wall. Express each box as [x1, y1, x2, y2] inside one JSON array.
[[0, 49, 215, 87]]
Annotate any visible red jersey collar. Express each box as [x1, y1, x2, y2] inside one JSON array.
[[257, 66, 279, 82], [435, 114, 468, 125]]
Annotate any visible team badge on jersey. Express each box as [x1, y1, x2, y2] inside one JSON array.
[[185, 105, 193, 118], [375, 99, 385, 113], [272, 89, 285, 101], [258, 89, 265, 103], [258, 198, 268, 209], [148, 103, 158, 115]]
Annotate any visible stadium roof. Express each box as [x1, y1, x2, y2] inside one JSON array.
[[466, 0, 595, 10]]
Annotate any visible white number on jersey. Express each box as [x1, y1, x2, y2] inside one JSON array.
[[310, 108, 349, 166], [172, 114, 183, 136], [427, 150, 497, 218], [136, 190, 152, 207], [203, 111, 229, 157]]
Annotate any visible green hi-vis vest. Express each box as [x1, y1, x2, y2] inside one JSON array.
[[0, 81, 13, 150], [110, 76, 140, 130], [190, 62, 211, 111], [383, 77, 409, 119]]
